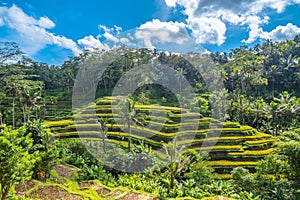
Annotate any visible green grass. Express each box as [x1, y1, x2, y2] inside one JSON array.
[[228, 148, 274, 156], [43, 120, 74, 127], [188, 145, 243, 151], [245, 138, 278, 145], [208, 160, 257, 167], [216, 174, 232, 180]]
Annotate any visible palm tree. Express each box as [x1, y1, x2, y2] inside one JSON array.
[[251, 98, 266, 128], [277, 91, 300, 131], [99, 118, 109, 152], [117, 98, 144, 151], [176, 67, 187, 95], [0, 93, 5, 126], [21, 87, 42, 123], [262, 91, 299, 136], [101, 71, 110, 94], [269, 65, 280, 98], [4, 81, 21, 129]]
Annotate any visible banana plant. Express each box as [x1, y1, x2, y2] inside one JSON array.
[[164, 139, 191, 191]]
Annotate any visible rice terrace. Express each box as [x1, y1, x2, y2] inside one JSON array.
[[45, 96, 277, 179]]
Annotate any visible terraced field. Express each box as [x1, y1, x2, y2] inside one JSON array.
[[45, 96, 277, 179]]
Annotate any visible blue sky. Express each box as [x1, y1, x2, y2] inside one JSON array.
[[0, 0, 300, 65]]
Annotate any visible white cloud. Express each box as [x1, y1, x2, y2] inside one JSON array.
[[268, 23, 300, 41], [50, 34, 82, 55], [243, 22, 300, 43], [98, 24, 124, 44], [242, 16, 269, 43], [250, 0, 291, 14], [135, 19, 188, 48], [0, 4, 82, 55], [164, 0, 300, 45], [78, 35, 110, 50], [96, 20, 192, 51], [187, 17, 226, 45], [119, 37, 130, 44], [103, 32, 119, 43], [114, 25, 122, 33], [164, 0, 177, 7], [38, 17, 55, 29]]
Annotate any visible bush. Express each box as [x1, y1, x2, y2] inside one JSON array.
[[25, 120, 58, 179], [0, 127, 36, 200]]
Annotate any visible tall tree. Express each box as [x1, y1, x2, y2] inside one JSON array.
[[0, 42, 27, 65], [99, 118, 109, 153], [116, 97, 144, 151], [4, 81, 21, 129], [21, 86, 42, 123], [176, 67, 187, 95]]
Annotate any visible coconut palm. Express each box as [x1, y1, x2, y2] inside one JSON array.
[[99, 118, 109, 153], [21, 87, 42, 123], [176, 67, 187, 95], [117, 97, 144, 151], [4, 81, 21, 128]]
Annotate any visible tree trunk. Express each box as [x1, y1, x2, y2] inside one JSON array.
[[22, 106, 26, 124], [12, 97, 15, 129], [104, 79, 107, 93], [27, 107, 30, 122], [128, 122, 131, 152], [102, 131, 106, 153], [179, 77, 182, 95], [1, 186, 10, 200], [170, 169, 175, 190], [272, 113, 276, 136]]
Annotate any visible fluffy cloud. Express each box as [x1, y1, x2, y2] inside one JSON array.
[[0, 4, 81, 55], [78, 35, 110, 50], [164, 0, 177, 7], [268, 23, 300, 41], [38, 17, 55, 29], [135, 19, 189, 48], [98, 25, 123, 43], [96, 20, 193, 52], [187, 17, 226, 45], [164, 0, 300, 45], [241, 16, 270, 43]]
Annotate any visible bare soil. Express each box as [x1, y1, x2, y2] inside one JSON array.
[[53, 164, 78, 178], [79, 181, 111, 196], [15, 181, 36, 193], [120, 192, 160, 200], [29, 185, 83, 200]]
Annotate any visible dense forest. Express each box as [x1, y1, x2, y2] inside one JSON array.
[[0, 35, 299, 200]]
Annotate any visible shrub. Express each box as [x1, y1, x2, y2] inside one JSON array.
[[0, 127, 36, 200]]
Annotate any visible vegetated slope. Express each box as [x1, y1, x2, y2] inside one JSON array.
[[15, 164, 160, 200], [44, 96, 277, 179]]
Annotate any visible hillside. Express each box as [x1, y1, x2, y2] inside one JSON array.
[[45, 96, 277, 179]]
